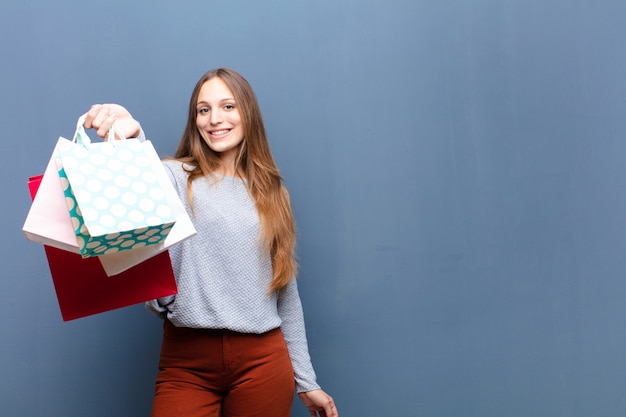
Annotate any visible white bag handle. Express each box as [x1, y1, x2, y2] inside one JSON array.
[[72, 114, 126, 147]]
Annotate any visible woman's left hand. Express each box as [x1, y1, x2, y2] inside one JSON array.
[[298, 389, 338, 417]]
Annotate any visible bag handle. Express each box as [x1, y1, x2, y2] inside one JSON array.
[[72, 114, 127, 147]]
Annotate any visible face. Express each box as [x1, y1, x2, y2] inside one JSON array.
[[196, 77, 244, 162]]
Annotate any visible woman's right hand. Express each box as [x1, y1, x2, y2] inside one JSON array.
[[84, 104, 141, 140]]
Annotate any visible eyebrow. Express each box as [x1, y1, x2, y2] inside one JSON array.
[[196, 98, 236, 106]]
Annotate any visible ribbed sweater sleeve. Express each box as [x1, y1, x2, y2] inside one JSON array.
[[278, 279, 321, 392]]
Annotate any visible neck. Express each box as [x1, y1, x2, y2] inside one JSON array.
[[216, 154, 238, 177], [214, 145, 243, 177]]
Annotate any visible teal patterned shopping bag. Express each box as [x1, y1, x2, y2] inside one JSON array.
[[54, 115, 176, 258]]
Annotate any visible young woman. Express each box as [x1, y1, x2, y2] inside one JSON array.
[[84, 68, 338, 417]]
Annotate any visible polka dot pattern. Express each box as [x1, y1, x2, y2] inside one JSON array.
[[55, 139, 176, 258]]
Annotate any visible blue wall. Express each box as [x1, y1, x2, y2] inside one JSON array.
[[3, 1, 626, 416]]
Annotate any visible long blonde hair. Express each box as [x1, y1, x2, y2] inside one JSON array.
[[174, 68, 297, 293]]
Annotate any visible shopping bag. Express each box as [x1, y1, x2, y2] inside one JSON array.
[[44, 246, 177, 321], [54, 115, 176, 257], [23, 141, 88, 254], [88, 144, 198, 273], [27, 175, 43, 199], [23, 117, 197, 275], [28, 174, 178, 321]]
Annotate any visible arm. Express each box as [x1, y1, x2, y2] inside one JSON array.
[[277, 279, 320, 392], [277, 280, 339, 416]]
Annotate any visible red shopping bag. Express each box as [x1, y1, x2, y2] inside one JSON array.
[[27, 175, 44, 199], [28, 175, 178, 321]]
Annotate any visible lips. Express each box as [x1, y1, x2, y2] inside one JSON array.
[[209, 129, 231, 139]]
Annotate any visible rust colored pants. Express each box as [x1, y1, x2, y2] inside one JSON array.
[[151, 320, 295, 417]]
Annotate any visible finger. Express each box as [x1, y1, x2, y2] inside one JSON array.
[[90, 105, 115, 138], [325, 399, 337, 417], [96, 109, 119, 139], [83, 104, 103, 129]]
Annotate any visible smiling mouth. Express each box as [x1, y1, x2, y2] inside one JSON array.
[[210, 129, 231, 136]]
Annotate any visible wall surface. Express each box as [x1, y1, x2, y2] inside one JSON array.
[[2, 1, 626, 416]]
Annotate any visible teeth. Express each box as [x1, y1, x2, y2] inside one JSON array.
[[211, 129, 229, 135]]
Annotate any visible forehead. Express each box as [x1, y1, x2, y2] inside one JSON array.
[[197, 77, 235, 103]]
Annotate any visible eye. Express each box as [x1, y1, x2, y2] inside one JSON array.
[[224, 104, 235, 110], [198, 108, 209, 114]]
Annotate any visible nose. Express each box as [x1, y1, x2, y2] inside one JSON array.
[[209, 109, 222, 125]]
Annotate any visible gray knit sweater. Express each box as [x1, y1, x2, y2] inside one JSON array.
[[146, 160, 319, 393]]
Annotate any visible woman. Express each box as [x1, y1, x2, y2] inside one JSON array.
[[84, 68, 338, 417]]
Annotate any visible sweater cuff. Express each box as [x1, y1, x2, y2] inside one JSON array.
[[296, 381, 321, 394]]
